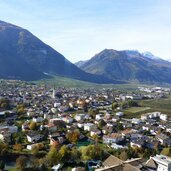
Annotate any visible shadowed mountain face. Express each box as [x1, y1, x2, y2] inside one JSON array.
[[0, 20, 121, 84], [76, 49, 171, 84]]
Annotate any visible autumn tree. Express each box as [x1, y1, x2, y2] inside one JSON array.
[[13, 144, 23, 152], [66, 129, 80, 144], [16, 104, 26, 115], [29, 121, 37, 130], [0, 141, 8, 156], [16, 156, 28, 171], [119, 151, 128, 161], [161, 147, 171, 157]]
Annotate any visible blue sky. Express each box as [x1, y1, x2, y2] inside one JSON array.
[[0, 0, 171, 62]]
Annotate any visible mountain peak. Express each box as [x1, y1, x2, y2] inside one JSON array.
[[77, 48, 171, 84]]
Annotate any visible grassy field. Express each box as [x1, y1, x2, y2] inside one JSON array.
[[124, 97, 171, 118], [139, 97, 171, 115], [124, 107, 152, 118], [125, 107, 151, 114], [34, 75, 145, 90]]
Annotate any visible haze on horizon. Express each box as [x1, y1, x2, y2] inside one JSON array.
[[0, 0, 171, 62]]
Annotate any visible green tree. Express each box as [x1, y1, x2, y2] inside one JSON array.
[[98, 119, 106, 129], [47, 147, 61, 166], [70, 147, 81, 163], [0, 160, 5, 171], [128, 100, 138, 107], [59, 145, 69, 162], [112, 102, 118, 111], [81, 144, 104, 161]]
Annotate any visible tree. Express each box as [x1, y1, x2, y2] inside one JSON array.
[[112, 102, 118, 111], [0, 160, 5, 171], [81, 144, 104, 161], [161, 147, 171, 157], [70, 147, 81, 163], [16, 104, 25, 115], [47, 147, 61, 166], [128, 100, 138, 107], [59, 145, 69, 162], [16, 156, 27, 171], [31, 145, 39, 156], [29, 121, 37, 130], [119, 151, 128, 161], [121, 101, 128, 109], [66, 129, 80, 144], [98, 119, 106, 129], [0, 98, 10, 110], [13, 144, 23, 152], [0, 141, 8, 156]]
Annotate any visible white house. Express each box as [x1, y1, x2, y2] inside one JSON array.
[[132, 118, 141, 124], [33, 116, 43, 123], [116, 112, 124, 117], [90, 129, 101, 137], [151, 155, 171, 171], [103, 133, 124, 144], [95, 114, 103, 121], [84, 123, 95, 131], [27, 132, 44, 143], [75, 114, 86, 121], [160, 114, 168, 121]]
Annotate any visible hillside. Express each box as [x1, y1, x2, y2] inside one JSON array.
[[76, 49, 171, 84], [0, 20, 119, 84]]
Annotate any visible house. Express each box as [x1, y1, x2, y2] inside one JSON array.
[[103, 133, 124, 144], [26, 132, 44, 143], [149, 155, 171, 171], [121, 129, 137, 138], [26, 143, 42, 150], [63, 116, 73, 124], [160, 114, 168, 121], [115, 112, 123, 117], [49, 133, 64, 146], [84, 123, 95, 131], [111, 143, 127, 149], [156, 133, 171, 146], [90, 128, 101, 137], [0, 125, 18, 133], [95, 114, 103, 121], [0, 128, 11, 142], [75, 114, 86, 121], [33, 116, 43, 123], [52, 164, 61, 171], [46, 123, 57, 132], [130, 139, 145, 148], [132, 118, 141, 124]]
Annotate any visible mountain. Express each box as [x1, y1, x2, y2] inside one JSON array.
[[0, 20, 120, 84], [76, 49, 171, 84], [75, 60, 88, 68]]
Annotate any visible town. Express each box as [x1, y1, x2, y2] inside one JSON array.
[[0, 80, 171, 171]]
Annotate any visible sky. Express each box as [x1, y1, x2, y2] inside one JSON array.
[[0, 0, 171, 62]]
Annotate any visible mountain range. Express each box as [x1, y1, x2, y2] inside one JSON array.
[[0, 20, 120, 84], [75, 49, 171, 84], [1, 20, 171, 84]]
